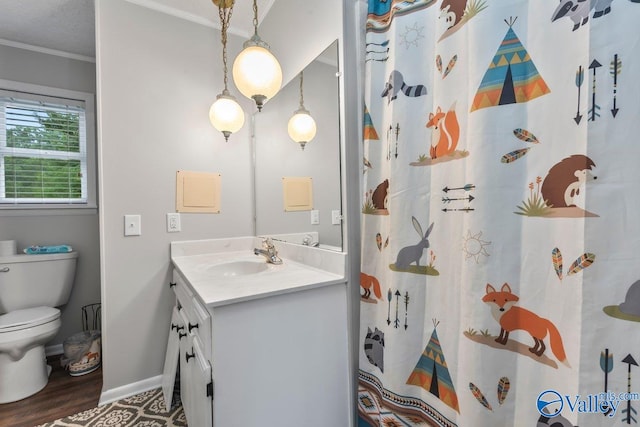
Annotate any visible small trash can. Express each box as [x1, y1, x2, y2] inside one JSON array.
[[62, 330, 102, 376], [61, 303, 102, 376]]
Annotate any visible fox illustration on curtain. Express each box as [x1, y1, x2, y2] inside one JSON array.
[[360, 0, 640, 426]]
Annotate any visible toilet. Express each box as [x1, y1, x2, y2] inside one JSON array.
[[0, 251, 78, 404]]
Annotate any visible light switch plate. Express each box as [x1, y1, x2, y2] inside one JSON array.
[[167, 213, 181, 232], [310, 210, 320, 225], [124, 215, 141, 236]]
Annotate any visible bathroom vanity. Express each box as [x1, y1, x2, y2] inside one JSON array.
[[162, 237, 349, 427]]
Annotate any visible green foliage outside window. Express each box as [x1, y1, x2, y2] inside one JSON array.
[[3, 110, 82, 200]]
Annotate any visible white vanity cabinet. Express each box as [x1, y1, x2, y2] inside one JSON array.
[[163, 271, 213, 427], [165, 239, 350, 427]]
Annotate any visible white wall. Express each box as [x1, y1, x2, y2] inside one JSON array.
[[259, 0, 344, 90], [261, 2, 362, 426], [254, 58, 342, 248], [97, 4, 360, 423], [95, 0, 253, 393], [0, 44, 100, 346]]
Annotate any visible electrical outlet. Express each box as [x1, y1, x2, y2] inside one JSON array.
[[331, 210, 342, 225], [124, 215, 141, 236], [167, 213, 181, 232]]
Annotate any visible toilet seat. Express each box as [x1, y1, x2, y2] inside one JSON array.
[[0, 307, 60, 333]]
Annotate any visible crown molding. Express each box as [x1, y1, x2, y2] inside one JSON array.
[[0, 38, 95, 63]]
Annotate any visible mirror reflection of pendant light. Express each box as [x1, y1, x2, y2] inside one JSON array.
[[287, 71, 317, 150], [232, 0, 282, 111], [209, 0, 245, 141]]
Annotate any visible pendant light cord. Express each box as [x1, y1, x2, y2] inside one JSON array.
[[252, 0, 259, 37], [217, 1, 234, 92], [299, 72, 305, 108]]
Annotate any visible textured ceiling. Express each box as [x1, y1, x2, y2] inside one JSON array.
[[0, 0, 274, 60]]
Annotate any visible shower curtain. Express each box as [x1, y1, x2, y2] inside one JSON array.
[[358, 1, 640, 426]]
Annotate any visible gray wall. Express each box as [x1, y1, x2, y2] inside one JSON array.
[[97, 0, 355, 409], [96, 0, 253, 393], [254, 58, 342, 248], [0, 44, 100, 346]]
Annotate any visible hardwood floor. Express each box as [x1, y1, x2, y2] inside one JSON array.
[[0, 355, 102, 427]]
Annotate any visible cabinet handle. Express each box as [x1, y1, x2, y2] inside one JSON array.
[[169, 282, 176, 288], [0, 267, 9, 273], [170, 323, 179, 331], [173, 325, 184, 333], [185, 349, 195, 363], [178, 332, 187, 340], [188, 322, 199, 332]]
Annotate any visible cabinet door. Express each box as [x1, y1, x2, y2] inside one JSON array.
[[184, 335, 213, 427], [161, 306, 181, 410], [177, 309, 192, 420]]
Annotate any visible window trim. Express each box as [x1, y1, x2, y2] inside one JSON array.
[[0, 79, 96, 213]]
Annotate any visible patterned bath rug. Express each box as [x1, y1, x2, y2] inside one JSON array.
[[36, 388, 186, 427]]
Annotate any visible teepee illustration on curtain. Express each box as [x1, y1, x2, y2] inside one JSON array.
[[471, 18, 550, 112], [363, 105, 380, 140], [406, 321, 460, 413]]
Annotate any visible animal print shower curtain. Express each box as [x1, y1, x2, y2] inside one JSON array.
[[358, 1, 640, 426]]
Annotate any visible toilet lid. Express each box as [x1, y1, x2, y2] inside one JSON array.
[[0, 306, 60, 332]]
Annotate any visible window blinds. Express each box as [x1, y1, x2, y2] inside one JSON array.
[[0, 89, 87, 205]]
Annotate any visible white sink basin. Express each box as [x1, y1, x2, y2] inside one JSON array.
[[205, 260, 269, 277]]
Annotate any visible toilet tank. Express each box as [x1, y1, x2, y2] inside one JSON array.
[[0, 252, 78, 314]]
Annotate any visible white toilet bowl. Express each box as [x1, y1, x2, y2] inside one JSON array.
[[0, 307, 61, 403]]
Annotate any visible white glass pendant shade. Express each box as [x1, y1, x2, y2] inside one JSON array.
[[209, 92, 245, 141], [232, 43, 282, 111], [288, 108, 317, 150]]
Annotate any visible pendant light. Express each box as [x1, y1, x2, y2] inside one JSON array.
[[287, 71, 317, 150], [232, 0, 282, 111], [209, 0, 245, 141]]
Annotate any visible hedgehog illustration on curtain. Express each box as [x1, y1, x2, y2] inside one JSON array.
[[471, 18, 550, 112], [406, 320, 460, 412]]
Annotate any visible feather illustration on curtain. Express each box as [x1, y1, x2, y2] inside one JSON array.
[[359, 0, 640, 426]]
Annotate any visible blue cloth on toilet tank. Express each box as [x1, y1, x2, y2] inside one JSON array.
[[23, 245, 73, 254]]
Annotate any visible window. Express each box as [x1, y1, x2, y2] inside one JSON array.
[[0, 80, 95, 210]]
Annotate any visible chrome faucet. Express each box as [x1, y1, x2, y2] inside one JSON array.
[[302, 234, 320, 247], [254, 238, 283, 265]]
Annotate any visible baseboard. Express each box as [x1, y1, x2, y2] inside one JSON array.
[[98, 375, 162, 406], [45, 343, 64, 357]]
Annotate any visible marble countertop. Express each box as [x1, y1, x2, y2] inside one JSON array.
[[170, 237, 346, 308]]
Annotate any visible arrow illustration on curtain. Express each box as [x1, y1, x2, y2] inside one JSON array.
[[365, 39, 389, 62], [442, 195, 475, 203], [442, 208, 475, 212], [387, 125, 393, 160], [387, 288, 392, 325], [395, 123, 400, 158], [443, 184, 475, 192], [610, 54, 621, 117], [442, 184, 476, 212], [588, 59, 602, 122], [600, 349, 614, 416], [574, 65, 584, 124], [621, 354, 638, 424], [394, 290, 401, 328], [404, 291, 410, 330]]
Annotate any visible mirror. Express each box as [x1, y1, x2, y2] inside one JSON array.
[[253, 41, 342, 251]]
